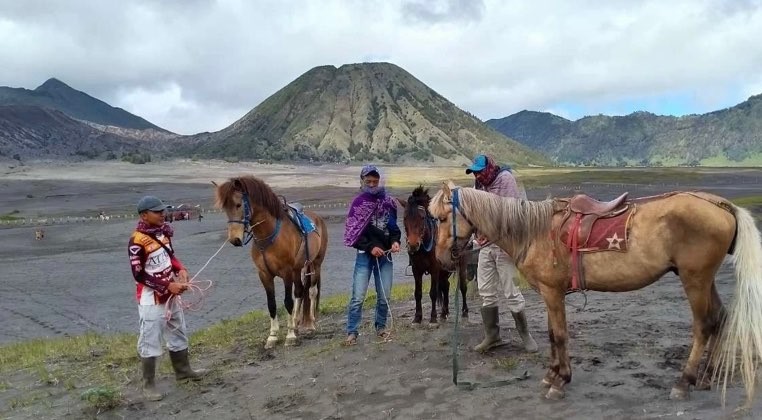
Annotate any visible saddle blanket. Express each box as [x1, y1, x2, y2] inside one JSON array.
[[286, 206, 316, 235], [562, 208, 634, 253]]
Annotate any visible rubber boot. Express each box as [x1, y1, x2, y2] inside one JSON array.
[[169, 349, 209, 382], [473, 306, 504, 352], [512, 310, 539, 353], [141, 357, 164, 401]]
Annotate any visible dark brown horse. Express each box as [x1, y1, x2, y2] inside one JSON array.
[[430, 182, 762, 404], [215, 176, 328, 349], [397, 186, 468, 325]]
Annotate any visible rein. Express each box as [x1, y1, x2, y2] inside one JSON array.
[[449, 188, 531, 390]]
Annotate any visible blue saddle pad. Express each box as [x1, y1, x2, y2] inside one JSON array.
[[285, 203, 316, 235], [295, 212, 316, 235]]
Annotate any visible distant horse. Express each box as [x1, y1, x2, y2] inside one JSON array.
[[397, 186, 468, 325], [429, 181, 762, 404], [99, 213, 110, 221], [34, 228, 44, 240], [215, 176, 328, 349]]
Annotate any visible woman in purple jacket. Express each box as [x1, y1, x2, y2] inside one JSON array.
[[343, 165, 401, 345]]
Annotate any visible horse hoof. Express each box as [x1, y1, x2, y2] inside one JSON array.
[[285, 337, 300, 347], [545, 386, 565, 400], [669, 387, 689, 400], [541, 378, 552, 388], [264, 337, 278, 349]]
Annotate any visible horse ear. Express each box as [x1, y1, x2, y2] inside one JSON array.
[[396, 197, 407, 208], [233, 178, 243, 190], [446, 180, 457, 190], [442, 181, 452, 199]]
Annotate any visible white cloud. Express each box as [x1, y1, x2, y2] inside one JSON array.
[[1, 0, 761, 132]]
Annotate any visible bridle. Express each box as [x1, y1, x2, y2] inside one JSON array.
[[407, 204, 437, 254], [226, 192, 281, 250], [448, 188, 474, 260]]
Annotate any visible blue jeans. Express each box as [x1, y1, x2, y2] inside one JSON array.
[[346, 250, 393, 336]]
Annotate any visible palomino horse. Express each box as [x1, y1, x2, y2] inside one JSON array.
[[215, 176, 328, 349], [429, 182, 762, 404], [396, 186, 468, 325]]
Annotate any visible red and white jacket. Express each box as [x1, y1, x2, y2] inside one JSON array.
[[128, 231, 186, 305]]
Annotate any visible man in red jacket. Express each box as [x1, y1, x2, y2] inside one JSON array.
[[128, 195, 207, 401]]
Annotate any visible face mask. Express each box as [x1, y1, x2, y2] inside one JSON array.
[[362, 185, 384, 196]]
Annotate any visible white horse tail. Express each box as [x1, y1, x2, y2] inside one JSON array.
[[712, 205, 762, 405]]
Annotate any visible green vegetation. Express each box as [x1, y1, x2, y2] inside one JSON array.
[[487, 95, 762, 166], [731, 195, 762, 207], [121, 151, 151, 164], [187, 63, 550, 166], [0, 210, 22, 221]]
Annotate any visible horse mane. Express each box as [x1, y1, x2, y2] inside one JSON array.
[[215, 175, 285, 218], [406, 185, 430, 212], [404, 185, 431, 229], [430, 186, 554, 263]]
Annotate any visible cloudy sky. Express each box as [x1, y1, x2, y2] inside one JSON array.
[[2, 0, 762, 134]]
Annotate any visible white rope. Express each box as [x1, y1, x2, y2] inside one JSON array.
[[190, 239, 227, 282]]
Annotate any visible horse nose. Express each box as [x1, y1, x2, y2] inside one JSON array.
[[231, 237, 242, 247], [407, 243, 419, 253]]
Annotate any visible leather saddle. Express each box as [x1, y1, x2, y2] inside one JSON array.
[[556, 192, 629, 250]]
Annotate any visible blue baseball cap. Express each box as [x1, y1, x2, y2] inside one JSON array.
[[360, 164, 380, 178], [465, 154, 488, 174]]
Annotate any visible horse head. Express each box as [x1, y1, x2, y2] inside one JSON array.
[[214, 176, 285, 247], [428, 181, 476, 270], [398, 185, 434, 254]]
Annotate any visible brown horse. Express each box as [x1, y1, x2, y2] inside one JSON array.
[[396, 186, 468, 325], [215, 176, 328, 349], [429, 182, 762, 404]]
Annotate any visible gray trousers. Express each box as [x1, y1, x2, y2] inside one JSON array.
[[137, 301, 189, 358], [477, 244, 526, 312]]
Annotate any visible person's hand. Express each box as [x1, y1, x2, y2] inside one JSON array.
[[371, 247, 385, 257], [168, 282, 188, 295], [176, 269, 189, 284], [391, 242, 401, 253], [476, 235, 489, 246]]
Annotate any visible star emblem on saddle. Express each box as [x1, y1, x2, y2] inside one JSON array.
[[606, 233, 624, 250]]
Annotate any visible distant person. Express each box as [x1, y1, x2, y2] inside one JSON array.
[[128, 195, 208, 401], [342, 165, 401, 345], [466, 154, 538, 353]]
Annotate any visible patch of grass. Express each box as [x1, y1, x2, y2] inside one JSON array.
[[7, 390, 49, 411], [0, 210, 22, 221], [80, 386, 123, 412], [0, 332, 136, 373], [494, 356, 519, 370], [320, 282, 417, 315], [731, 195, 762, 207], [191, 311, 270, 352]]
